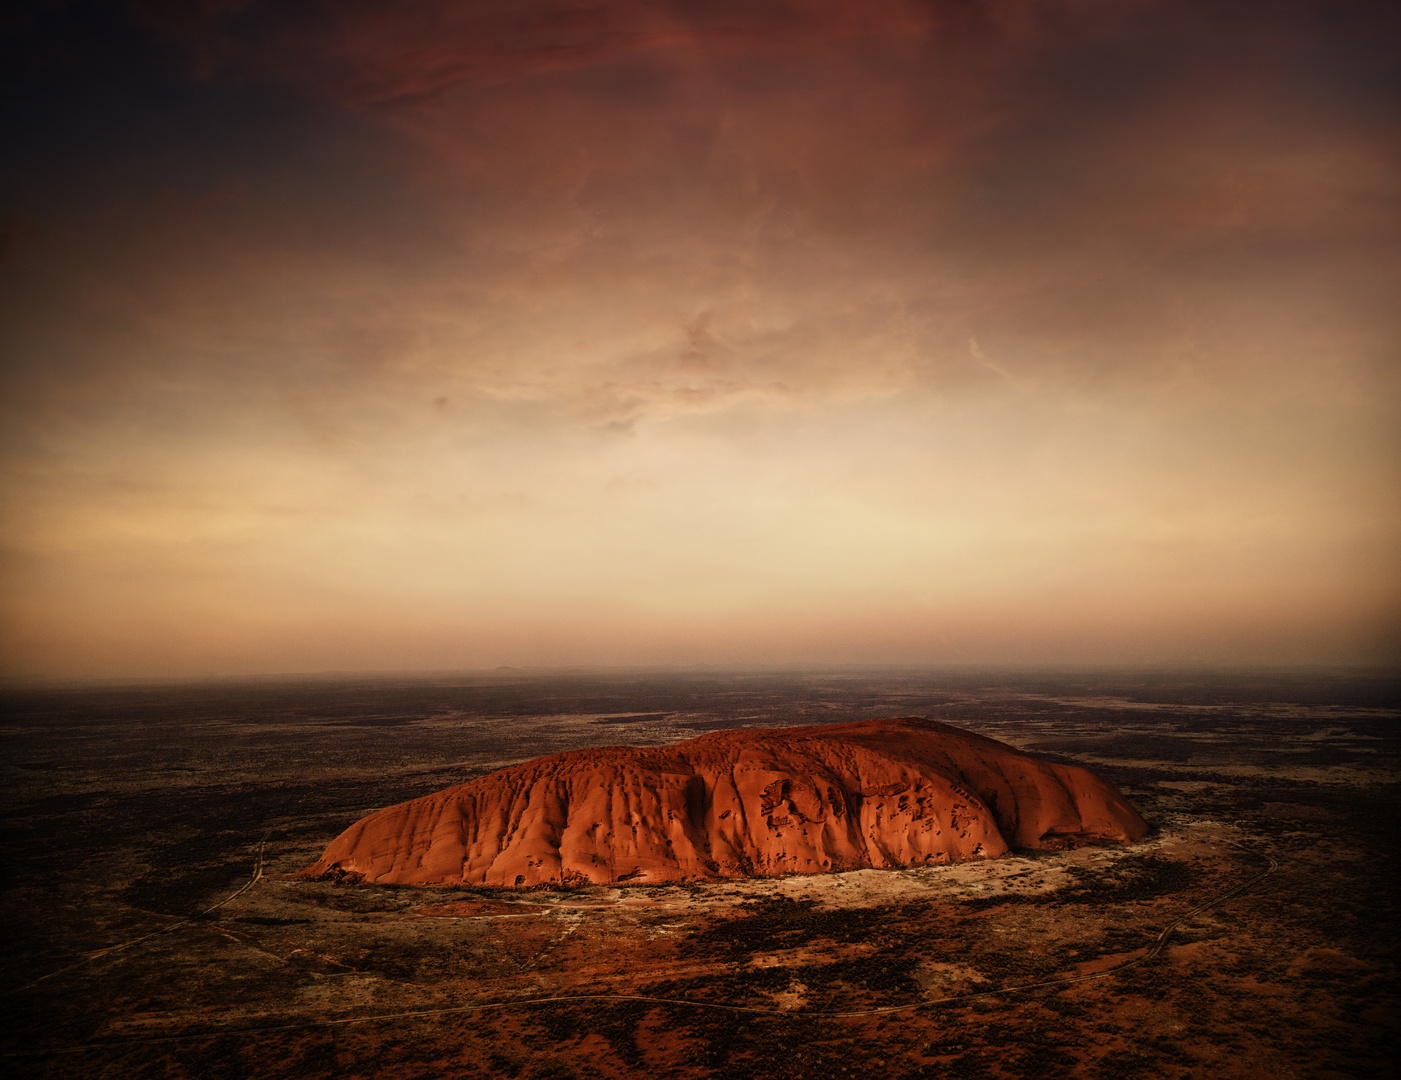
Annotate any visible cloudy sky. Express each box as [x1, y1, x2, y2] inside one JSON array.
[[2, 0, 1397, 677]]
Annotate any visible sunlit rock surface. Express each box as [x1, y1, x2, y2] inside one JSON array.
[[299, 717, 1149, 887]]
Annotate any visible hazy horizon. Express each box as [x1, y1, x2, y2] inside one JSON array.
[[5, 663, 1397, 697], [3, 1, 1398, 679]]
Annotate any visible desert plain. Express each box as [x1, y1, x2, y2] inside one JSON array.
[[2, 669, 1397, 1079]]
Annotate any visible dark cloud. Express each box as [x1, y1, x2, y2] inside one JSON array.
[[7, 0, 1396, 398]]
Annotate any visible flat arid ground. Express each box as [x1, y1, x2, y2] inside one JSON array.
[[2, 670, 1397, 1079]]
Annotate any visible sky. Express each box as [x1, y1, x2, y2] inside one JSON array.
[[1, 0, 1398, 678]]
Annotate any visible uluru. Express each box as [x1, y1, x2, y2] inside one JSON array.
[[300, 717, 1149, 888]]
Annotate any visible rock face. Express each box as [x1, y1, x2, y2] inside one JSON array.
[[299, 717, 1149, 888]]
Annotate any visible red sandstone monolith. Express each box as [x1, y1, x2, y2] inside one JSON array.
[[299, 717, 1148, 888]]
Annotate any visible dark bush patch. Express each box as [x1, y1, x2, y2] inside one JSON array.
[[678, 896, 890, 957], [963, 854, 1200, 913], [800, 949, 923, 996]]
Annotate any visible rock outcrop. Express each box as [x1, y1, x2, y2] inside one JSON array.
[[299, 717, 1149, 888]]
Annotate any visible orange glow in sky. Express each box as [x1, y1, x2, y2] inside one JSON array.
[[2, 1, 1397, 676]]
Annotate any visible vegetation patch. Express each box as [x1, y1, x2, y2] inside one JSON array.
[[677, 896, 892, 956]]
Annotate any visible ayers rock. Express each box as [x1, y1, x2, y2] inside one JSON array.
[[300, 717, 1148, 888]]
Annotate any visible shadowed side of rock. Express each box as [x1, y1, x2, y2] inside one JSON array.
[[298, 718, 1149, 887]]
